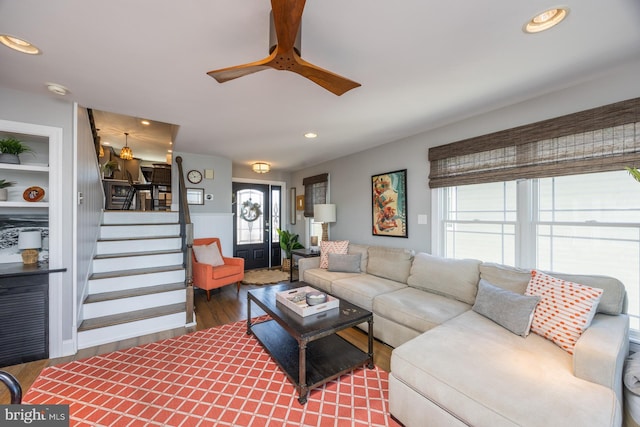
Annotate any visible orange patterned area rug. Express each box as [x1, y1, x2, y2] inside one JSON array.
[[24, 319, 399, 426]]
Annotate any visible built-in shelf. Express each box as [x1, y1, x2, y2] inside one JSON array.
[[0, 201, 49, 208], [0, 163, 49, 173]]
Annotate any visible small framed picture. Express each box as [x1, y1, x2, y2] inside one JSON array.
[[186, 188, 204, 205]]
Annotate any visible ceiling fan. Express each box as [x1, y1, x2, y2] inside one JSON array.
[[207, 0, 361, 96]]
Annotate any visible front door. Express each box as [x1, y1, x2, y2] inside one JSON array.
[[233, 182, 282, 270]]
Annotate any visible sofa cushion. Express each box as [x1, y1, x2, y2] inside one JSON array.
[[320, 240, 349, 269], [302, 268, 362, 294], [366, 246, 414, 283], [331, 274, 406, 311], [526, 270, 603, 355], [472, 279, 540, 337], [479, 262, 531, 294], [347, 244, 369, 273], [374, 287, 470, 334], [481, 262, 626, 315], [391, 310, 620, 427], [328, 253, 361, 273], [193, 243, 224, 267], [407, 253, 481, 305]]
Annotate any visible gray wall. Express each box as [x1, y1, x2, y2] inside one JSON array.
[[291, 58, 640, 254]]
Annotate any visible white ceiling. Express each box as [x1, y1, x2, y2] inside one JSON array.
[[1, 1, 640, 171]]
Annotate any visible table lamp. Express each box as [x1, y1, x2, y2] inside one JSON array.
[[313, 204, 336, 241], [18, 230, 41, 265]]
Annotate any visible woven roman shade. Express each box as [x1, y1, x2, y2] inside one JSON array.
[[302, 173, 328, 217], [428, 98, 640, 188]]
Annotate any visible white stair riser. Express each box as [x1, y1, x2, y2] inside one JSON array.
[[88, 269, 185, 294], [77, 312, 186, 349], [93, 253, 183, 273], [97, 237, 182, 255], [100, 224, 180, 239], [83, 290, 186, 319], [103, 211, 179, 225]]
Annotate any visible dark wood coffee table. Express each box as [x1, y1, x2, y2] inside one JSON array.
[[247, 282, 374, 404]]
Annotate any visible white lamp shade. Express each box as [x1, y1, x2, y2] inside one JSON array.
[[314, 204, 336, 223], [18, 230, 42, 249]]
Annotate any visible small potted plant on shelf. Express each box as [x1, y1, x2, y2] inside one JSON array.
[[277, 228, 304, 272], [0, 179, 15, 201], [101, 160, 119, 178], [0, 137, 33, 164]]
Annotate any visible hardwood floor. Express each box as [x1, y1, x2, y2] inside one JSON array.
[[0, 283, 393, 404]]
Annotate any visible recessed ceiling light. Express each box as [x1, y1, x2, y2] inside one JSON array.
[[524, 8, 569, 33], [46, 83, 69, 96], [141, 120, 150, 126], [167, 149, 173, 153], [304, 132, 318, 139], [0, 34, 40, 54]]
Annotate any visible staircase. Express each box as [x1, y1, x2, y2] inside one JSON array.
[[78, 210, 189, 349]]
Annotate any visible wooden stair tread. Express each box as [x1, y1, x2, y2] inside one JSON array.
[[85, 283, 185, 304], [93, 249, 182, 260], [89, 265, 184, 280], [78, 303, 185, 332], [98, 235, 181, 242], [100, 222, 178, 228]]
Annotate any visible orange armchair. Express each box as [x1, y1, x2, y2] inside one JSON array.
[[192, 238, 245, 301]]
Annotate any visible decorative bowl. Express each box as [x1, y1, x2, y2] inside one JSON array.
[[306, 291, 327, 306]]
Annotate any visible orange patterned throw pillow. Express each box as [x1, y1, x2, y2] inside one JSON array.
[[525, 270, 603, 354], [320, 240, 349, 269]]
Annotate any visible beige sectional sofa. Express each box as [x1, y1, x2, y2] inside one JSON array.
[[298, 244, 629, 427]]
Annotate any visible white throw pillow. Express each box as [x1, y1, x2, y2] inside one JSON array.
[[193, 243, 225, 267]]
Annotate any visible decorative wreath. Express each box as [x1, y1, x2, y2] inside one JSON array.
[[240, 200, 262, 222]]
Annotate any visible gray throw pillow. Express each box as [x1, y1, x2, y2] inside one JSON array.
[[472, 279, 541, 337], [327, 253, 362, 273]]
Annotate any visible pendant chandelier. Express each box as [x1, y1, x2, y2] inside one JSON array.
[[120, 132, 133, 160]]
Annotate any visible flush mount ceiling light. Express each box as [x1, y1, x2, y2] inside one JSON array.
[[304, 132, 318, 139], [0, 34, 40, 54], [524, 7, 569, 33], [120, 132, 133, 160], [141, 120, 150, 126], [252, 162, 270, 174], [46, 83, 69, 96]]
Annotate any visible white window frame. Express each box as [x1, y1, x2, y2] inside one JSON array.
[[432, 176, 640, 344]]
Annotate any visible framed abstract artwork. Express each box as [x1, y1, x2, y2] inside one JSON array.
[[372, 169, 408, 237]]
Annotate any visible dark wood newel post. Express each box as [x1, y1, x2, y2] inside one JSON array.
[[176, 156, 194, 325]]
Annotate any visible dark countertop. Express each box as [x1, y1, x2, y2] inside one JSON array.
[[0, 262, 66, 278]]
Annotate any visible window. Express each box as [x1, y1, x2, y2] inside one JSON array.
[[437, 170, 640, 333]]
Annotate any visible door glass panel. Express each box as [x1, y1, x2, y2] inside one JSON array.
[[236, 189, 264, 245], [272, 188, 281, 242]]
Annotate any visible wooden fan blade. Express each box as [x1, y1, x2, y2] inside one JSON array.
[[271, 0, 305, 52], [293, 54, 361, 96], [207, 54, 276, 83]]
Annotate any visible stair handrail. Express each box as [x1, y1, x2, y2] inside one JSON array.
[[0, 371, 22, 404], [175, 156, 194, 325]]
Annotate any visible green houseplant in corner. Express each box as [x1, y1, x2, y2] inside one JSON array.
[[0, 137, 34, 164], [0, 179, 15, 201], [277, 228, 304, 272]]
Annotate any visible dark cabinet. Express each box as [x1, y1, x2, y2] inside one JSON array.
[[0, 263, 65, 367]]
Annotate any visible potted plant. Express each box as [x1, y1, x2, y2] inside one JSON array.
[[101, 160, 119, 178], [0, 137, 33, 164], [277, 228, 304, 272], [0, 179, 15, 201]]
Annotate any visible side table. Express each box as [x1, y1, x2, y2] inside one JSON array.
[[290, 248, 320, 282]]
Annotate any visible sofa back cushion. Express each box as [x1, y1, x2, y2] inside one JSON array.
[[480, 262, 627, 315], [348, 244, 369, 273], [366, 246, 414, 283], [408, 253, 481, 305]]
